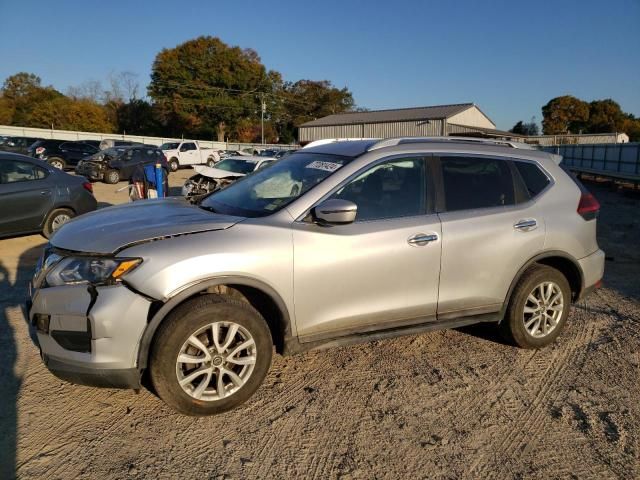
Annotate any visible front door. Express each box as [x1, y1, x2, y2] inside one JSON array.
[[292, 156, 442, 341]]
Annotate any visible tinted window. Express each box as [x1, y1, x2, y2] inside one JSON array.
[[331, 157, 427, 221], [441, 156, 514, 211], [0, 161, 48, 183], [514, 161, 550, 198], [181, 143, 196, 151]]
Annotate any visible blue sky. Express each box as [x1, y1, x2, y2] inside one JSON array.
[[0, 0, 638, 130]]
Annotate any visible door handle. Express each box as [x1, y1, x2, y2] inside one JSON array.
[[40, 190, 51, 196], [408, 233, 439, 246], [514, 219, 537, 231]]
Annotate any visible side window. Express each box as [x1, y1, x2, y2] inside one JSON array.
[[514, 161, 550, 198], [0, 161, 48, 184], [181, 143, 196, 152], [330, 157, 427, 222], [440, 156, 515, 212]]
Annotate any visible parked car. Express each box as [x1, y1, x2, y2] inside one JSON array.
[[274, 149, 297, 159], [181, 155, 276, 199], [0, 152, 97, 238], [28, 140, 99, 170], [160, 141, 220, 172], [0, 136, 44, 154], [98, 139, 144, 150], [76, 146, 169, 184], [28, 137, 604, 415]]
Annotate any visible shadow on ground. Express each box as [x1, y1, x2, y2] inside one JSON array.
[[0, 244, 46, 480]]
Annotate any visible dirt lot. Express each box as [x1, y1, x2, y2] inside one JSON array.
[[0, 171, 638, 479]]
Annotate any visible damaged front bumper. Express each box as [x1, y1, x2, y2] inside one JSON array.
[[28, 282, 151, 389], [75, 161, 105, 181]]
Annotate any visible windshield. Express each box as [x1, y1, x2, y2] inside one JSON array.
[[160, 142, 180, 150], [87, 147, 125, 161], [201, 152, 352, 217], [215, 158, 258, 174]]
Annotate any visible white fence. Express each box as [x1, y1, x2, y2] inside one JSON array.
[[0, 124, 298, 151]]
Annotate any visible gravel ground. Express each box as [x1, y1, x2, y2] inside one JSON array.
[[0, 171, 638, 479]]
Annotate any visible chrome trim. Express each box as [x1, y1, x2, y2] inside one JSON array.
[[513, 219, 537, 231], [407, 233, 438, 246]]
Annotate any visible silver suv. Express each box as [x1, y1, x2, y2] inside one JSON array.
[[28, 137, 605, 415]]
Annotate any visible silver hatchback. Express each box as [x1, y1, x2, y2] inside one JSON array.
[[28, 137, 605, 415]]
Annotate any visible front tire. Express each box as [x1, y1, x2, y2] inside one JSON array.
[[43, 208, 75, 238], [169, 158, 179, 172], [104, 169, 120, 184], [150, 294, 273, 416], [500, 265, 571, 348]]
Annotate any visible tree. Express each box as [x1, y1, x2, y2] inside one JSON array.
[[587, 99, 625, 133], [2, 72, 42, 100], [541, 96, 590, 134], [1, 73, 65, 127], [275, 79, 355, 143], [510, 121, 526, 134], [25, 96, 114, 132], [115, 99, 158, 135], [148, 36, 273, 141]]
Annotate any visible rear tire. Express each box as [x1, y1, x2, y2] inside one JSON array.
[[500, 265, 571, 348], [207, 158, 216, 167], [48, 157, 66, 170], [104, 169, 120, 184], [43, 208, 75, 238], [150, 294, 273, 416], [169, 159, 179, 172]]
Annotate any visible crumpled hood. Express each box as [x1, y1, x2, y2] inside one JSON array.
[[50, 198, 244, 254], [193, 164, 245, 179]]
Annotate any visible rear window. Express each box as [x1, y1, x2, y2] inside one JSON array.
[[514, 161, 550, 198], [440, 156, 515, 212]]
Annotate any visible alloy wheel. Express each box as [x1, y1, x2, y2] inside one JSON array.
[[51, 213, 71, 232], [523, 281, 565, 338], [175, 321, 257, 401]]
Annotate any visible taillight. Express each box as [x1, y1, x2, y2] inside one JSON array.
[[577, 193, 600, 220], [82, 182, 93, 194]]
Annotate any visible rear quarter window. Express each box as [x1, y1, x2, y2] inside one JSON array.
[[514, 161, 550, 198]]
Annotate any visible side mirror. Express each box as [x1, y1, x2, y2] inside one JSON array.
[[313, 199, 357, 225]]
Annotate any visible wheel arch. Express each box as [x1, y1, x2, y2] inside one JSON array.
[[499, 251, 584, 321], [136, 276, 293, 369]]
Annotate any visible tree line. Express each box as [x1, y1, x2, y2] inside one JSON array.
[[510, 95, 640, 141], [0, 36, 355, 144]]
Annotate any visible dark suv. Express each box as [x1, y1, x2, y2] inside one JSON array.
[[28, 140, 99, 170], [76, 146, 169, 184], [0, 136, 44, 154]]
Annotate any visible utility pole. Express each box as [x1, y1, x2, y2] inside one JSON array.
[[261, 94, 266, 145]]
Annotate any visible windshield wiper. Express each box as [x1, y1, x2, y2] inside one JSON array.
[[198, 205, 217, 213]]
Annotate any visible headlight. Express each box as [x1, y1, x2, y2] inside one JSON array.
[[45, 257, 142, 287]]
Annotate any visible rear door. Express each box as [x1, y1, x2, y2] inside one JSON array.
[[0, 160, 53, 234], [292, 155, 442, 341], [435, 154, 546, 318]]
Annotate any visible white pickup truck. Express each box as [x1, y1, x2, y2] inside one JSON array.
[[160, 141, 220, 172]]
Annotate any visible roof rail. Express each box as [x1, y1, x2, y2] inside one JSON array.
[[302, 138, 377, 149], [367, 136, 537, 151]]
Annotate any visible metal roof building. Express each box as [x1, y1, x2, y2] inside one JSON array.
[[298, 103, 497, 142]]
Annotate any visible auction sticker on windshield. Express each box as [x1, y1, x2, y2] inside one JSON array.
[[305, 161, 342, 172]]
